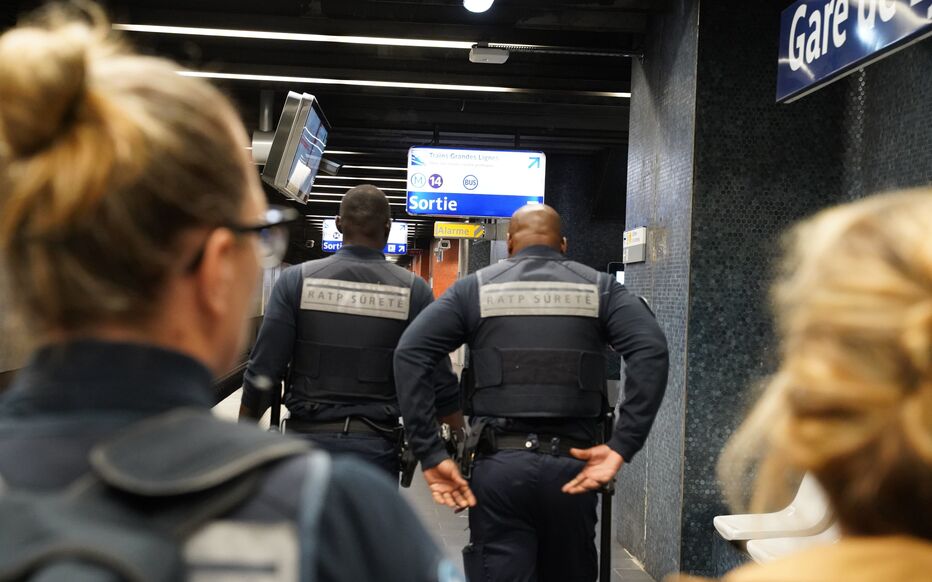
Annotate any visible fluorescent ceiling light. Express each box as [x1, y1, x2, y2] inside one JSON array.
[[464, 0, 495, 14], [323, 150, 368, 155], [341, 165, 408, 171], [311, 191, 407, 199], [114, 23, 474, 50], [177, 71, 630, 99], [303, 214, 432, 222], [307, 198, 405, 206], [313, 185, 407, 193], [315, 176, 407, 183]]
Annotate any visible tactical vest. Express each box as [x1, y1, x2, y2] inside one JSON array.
[[290, 256, 417, 404], [464, 254, 609, 418]]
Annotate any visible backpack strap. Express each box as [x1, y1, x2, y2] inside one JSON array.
[[89, 407, 308, 498], [299, 451, 332, 582], [0, 408, 313, 582]]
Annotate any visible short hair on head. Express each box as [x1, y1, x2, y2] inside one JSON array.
[[338, 184, 390, 239]]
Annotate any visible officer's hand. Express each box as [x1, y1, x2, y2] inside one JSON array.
[[423, 459, 477, 510], [561, 445, 624, 494]]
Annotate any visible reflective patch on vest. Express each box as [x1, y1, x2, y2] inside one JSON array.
[[185, 520, 298, 582], [479, 281, 599, 318], [301, 278, 410, 320]]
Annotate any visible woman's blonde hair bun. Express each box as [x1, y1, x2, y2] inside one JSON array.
[[0, 2, 254, 333], [0, 7, 106, 158]]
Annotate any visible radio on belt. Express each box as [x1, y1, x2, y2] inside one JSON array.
[[622, 227, 647, 264]]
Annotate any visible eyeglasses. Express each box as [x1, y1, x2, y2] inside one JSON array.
[[186, 206, 301, 272]]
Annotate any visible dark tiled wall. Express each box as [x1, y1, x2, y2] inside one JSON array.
[[682, 0, 850, 574], [466, 239, 491, 274], [617, 0, 699, 577], [842, 42, 932, 199], [624, 0, 932, 579], [546, 154, 626, 271]]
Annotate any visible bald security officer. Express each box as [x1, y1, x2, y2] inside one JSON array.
[[240, 184, 463, 479], [394, 204, 669, 582]]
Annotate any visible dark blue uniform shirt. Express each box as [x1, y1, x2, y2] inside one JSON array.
[[242, 245, 460, 421], [395, 246, 670, 469]]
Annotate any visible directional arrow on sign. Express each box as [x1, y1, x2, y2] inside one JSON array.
[[528, 157, 541, 169]]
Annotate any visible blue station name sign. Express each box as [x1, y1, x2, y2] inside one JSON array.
[[777, 0, 932, 102]]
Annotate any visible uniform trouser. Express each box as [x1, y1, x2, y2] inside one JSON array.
[[463, 450, 598, 582], [296, 432, 400, 480]]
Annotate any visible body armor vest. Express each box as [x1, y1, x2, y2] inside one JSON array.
[[290, 255, 416, 405], [464, 253, 609, 418]]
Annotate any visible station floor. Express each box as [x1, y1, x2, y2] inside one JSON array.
[[214, 389, 656, 582]]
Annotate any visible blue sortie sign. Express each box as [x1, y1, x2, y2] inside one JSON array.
[[777, 0, 932, 102], [406, 147, 547, 219]]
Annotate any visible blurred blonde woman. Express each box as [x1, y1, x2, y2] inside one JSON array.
[[676, 190, 932, 582], [0, 4, 459, 581]]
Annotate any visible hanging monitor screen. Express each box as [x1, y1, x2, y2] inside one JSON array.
[[262, 92, 330, 204], [321, 219, 408, 255], [406, 147, 546, 218]]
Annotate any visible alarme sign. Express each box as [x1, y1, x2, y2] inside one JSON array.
[[777, 0, 932, 102]]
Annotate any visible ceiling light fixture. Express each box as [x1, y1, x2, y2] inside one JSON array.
[[314, 176, 407, 183], [176, 71, 631, 99], [341, 165, 408, 171], [306, 199, 406, 206], [469, 46, 509, 64], [114, 23, 473, 49], [464, 0, 495, 13], [313, 185, 408, 193]]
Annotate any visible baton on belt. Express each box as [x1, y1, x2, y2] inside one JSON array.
[[268, 365, 288, 433], [599, 410, 615, 582]]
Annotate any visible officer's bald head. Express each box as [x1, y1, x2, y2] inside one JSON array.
[[507, 204, 567, 256], [337, 185, 391, 248]]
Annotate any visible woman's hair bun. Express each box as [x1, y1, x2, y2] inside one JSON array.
[[0, 16, 99, 158]]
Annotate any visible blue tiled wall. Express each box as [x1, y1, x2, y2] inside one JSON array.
[[617, 0, 699, 577], [683, 0, 849, 574], [546, 154, 627, 271], [622, 0, 932, 579]]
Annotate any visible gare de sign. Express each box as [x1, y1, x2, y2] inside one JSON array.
[[777, 0, 932, 102]]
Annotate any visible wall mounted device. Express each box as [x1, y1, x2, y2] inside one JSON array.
[[261, 92, 331, 204], [318, 157, 342, 176], [469, 45, 509, 64], [622, 227, 647, 264]]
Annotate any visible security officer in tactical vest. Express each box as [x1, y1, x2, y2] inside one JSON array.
[[394, 204, 669, 582], [240, 185, 463, 479]]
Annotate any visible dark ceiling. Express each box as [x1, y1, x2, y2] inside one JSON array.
[[1, 0, 660, 254]]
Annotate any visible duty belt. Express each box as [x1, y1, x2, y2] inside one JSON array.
[[285, 416, 399, 439], [486, 432, 595, 457]]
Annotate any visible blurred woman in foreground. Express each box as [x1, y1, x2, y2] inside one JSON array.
[[0, 5, 457, 580], [678, 190, 932, 581]]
